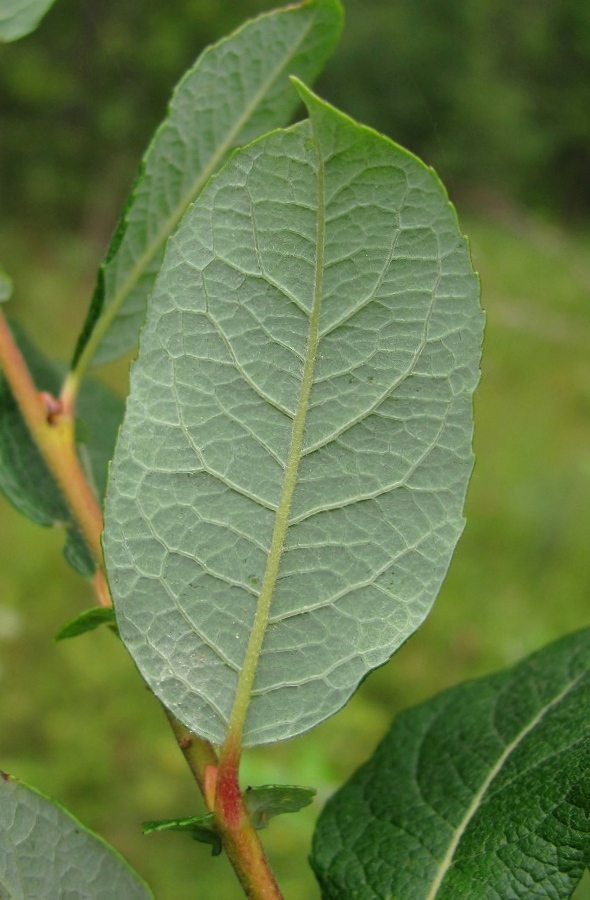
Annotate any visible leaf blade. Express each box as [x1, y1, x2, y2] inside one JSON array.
[[74, 0, 343, 370], [310, 628, 590, 899], [55, 606, 117, 641], [103, 86, 483, 747], [0, 773, 153, 898]]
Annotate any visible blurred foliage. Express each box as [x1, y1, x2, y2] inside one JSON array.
[[0, 0, 270, 231], [322, 0, 590, 218], [1, 0, 590, 231]]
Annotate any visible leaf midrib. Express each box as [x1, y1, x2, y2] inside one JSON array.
[[425, 672, 585, 899], [223, 131, 326, 749], [74, 4, 319, 377]]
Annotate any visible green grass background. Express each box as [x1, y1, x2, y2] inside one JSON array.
[[0, 202, 589, 897]]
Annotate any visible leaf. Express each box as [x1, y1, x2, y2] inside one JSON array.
[[0, 772, 153, 897], [0, 322, 123, 574], [55, 606, 117, 641], [310, 628, 590, 900], [243, 784, 316, 829], [142, 783, 314, 856], [103, 84, 483, 748], [142, 813, 222, 857], [0, 0, 57, 42], [74, 0, 343, 371]]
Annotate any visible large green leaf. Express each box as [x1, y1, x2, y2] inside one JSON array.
[[311, 628, 590, 899], [0, 772, 153, 898], [74, 0, 343, 371], [103, 84, 483, 748], [0, 0, 57, 42], [0, 322, 123, 574]]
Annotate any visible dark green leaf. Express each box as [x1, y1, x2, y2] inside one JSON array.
[[74, 0, 343, 370], [311, 628, 590, 900], [55, 606, 117, 641], [104, 84, 483, 747], [0, 0, 57, 42], [142, 814, 222, 857], [0, 772, 153, 897]]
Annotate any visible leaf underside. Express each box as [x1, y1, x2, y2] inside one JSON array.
[[311, 627, 590, 900], [0, 774, 153, 898], [75, 0, 343, 370], [103, 85, 483, 748]]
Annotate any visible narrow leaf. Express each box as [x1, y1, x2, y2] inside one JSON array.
[[0, 0, 57, 42], [55, 606, 117, 641], [74, 0, 343, 371], [0, 772, 153, 897], [311, 628, 590, 900], [142, 814, 222, 856], [0, 323, 123, 574], [103, 85, 483, 747]]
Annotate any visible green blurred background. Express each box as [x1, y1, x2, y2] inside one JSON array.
[[1, 0, 589, 897]]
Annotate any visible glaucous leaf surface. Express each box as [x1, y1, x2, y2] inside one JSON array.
[[0, 322, 123, 574], [103, 85, 483, 747], [74, 0, 343, 370], [0, 0, 57, 41], [0, 773, 153, 898], [311, 628, 590, 899]]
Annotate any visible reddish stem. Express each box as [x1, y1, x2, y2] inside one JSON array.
[[214, 739, 283, 899], [0, 310, 106, 572], [0, 309, 282, 895]]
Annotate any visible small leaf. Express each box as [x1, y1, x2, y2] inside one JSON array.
[[74, 0, 343, 370], [0, 269, 13, 302], [142, 814, 222, 857], [0, 772, 153, 897], [243, 784, 316, 829], [104, 84, 483, 748], [311, 628, 590, 900], [142, 783, 314, 856], [0, 0, 57, 41], [55, 606, 117, 641]]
